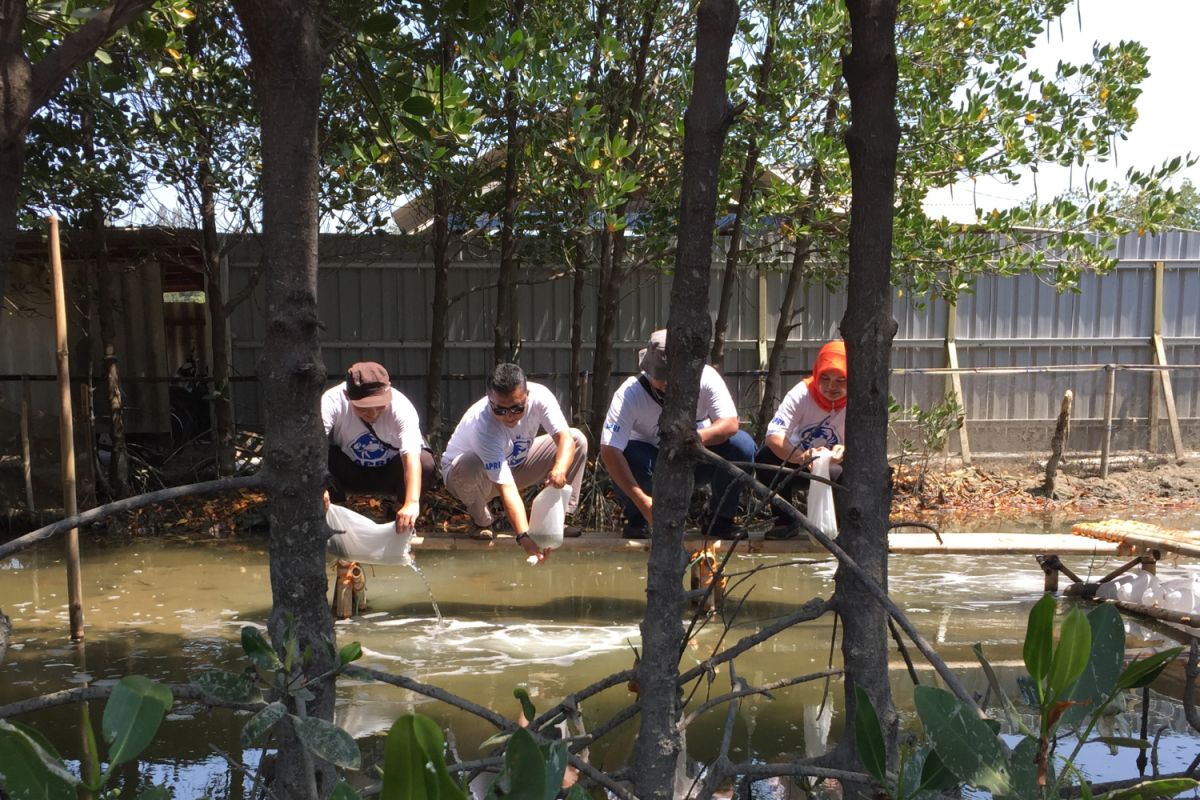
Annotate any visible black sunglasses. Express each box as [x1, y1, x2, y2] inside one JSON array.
[[490, 402, 526, 417]]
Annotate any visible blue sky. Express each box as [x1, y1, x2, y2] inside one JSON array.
[[923, 0, 1200, 222]]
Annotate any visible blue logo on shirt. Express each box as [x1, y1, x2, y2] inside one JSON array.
[[605, 422, 620, 432], [796, 419, 840, 451], [509, 437, 531, 467], [351, 432, 392, 467]]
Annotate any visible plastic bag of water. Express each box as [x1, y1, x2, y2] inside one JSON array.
[[807, 450, 838, 538], [326, 503, 413, 566], [528, 485, 572, 550]]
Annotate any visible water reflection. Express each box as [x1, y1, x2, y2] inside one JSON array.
[[1, 535, 1198, 796]]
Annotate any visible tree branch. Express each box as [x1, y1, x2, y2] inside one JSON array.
[[0, 475, 265, 560], [27, 0, 156, 123], [0, 682, 260, 718], [698, 450, 984, 716]]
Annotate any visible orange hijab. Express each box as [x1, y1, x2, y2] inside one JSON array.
[[805, 340, 847, 412]]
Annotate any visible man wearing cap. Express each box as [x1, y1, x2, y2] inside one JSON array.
[[322, 362, 434, 530], [599, 329, 756, 540], [441, 362, 588, 562]]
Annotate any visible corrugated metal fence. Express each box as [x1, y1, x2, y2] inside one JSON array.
[[226, 230, 1200, 454]]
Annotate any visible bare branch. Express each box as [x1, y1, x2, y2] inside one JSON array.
[[698, 450, 984, 716], [345, 665, 514, 732], [0, 682, 260, 719], [0, 475, 265, 560]]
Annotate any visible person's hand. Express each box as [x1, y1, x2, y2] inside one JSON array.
[[322, 489, 331, 511], [830, 444, 846, 464], [396, 500, 419, 532], [519, 533, 549, 564], [546, 466, 568, 489]]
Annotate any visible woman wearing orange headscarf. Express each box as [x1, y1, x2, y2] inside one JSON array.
[[756, 340, 847, 539]]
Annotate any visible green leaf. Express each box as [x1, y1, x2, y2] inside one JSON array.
[[293, 715, 361, 770], [513, 687, 537, 722], [1047, 609, 1092, 702], [564, 787, 590, 800], [1000, 736, 1046, 800], [241, 701, 287, 746], [1090, 737, 1150, 749], [102, 676, 173, 768], [381, 714, 468, 800], [544, 741, 571, 800], [0, 719, 79, 797], [1062, 604, 1124, 727], [853, 686, 887, 783], [398, 116, 432, 142], [1099, 778, 1200, 800], [403, 95, 436, 117], [1023, 594, 1056, 688], [917, 746, 959, 793], [339, 642, 363, 666], [914, 685, 1009, 794], [491, 727, 547, 800], [330, 780, 362, 800], [191, 670, 261, 703], [241, 626, 282, 673], [1116, 647, 1184, 690]]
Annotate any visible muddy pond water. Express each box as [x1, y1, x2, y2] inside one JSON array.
[[2, 531, 1198, 798]]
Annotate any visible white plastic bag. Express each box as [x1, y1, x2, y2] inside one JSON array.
[[807, 450, 838, 538], [326, 503, 413, 566], [528, 485, 572, 550]]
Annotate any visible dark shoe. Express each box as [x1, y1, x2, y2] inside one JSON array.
[[563, 523, 583, 538], [467, 521, 494, 540], [764, 520, 799, 540], [708, 516, 747, 541], [622, 520, 649, 540]]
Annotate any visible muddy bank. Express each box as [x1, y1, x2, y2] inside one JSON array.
[[892, 451, 1200, 531]]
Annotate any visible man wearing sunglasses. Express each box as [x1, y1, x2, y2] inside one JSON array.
[[441, 363, 588, 561]]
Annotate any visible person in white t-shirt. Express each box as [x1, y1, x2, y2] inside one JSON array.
[[599, 329, 756, 540], [322, 362, 434, 530], [441, 363, 588, 562], [756, 339, 847, 539]]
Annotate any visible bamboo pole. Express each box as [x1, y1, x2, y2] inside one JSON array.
[[49, 217, 85, 641], [944, 291, 971, 464], [1100, 364, 1116, 479], [1149, 261, 1163, 451], [21, 376, 34, 511]]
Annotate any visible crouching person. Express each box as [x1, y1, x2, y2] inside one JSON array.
[[599, 329, 756, 540], [756, 340, 847, 539], [441, 363, 588, 562], [322, 361, 435, 530]]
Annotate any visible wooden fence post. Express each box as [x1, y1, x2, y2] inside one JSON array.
[[21, 376, 34, 511], [944, 293, 971, 465], [1100, 364, 1116, 479], [49, 217, 85, 640], [1150, 261, 1186, 463]]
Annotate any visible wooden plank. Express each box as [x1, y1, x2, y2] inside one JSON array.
[[1152, 333, 1187, 463], [1100, 365, 1116, 478]]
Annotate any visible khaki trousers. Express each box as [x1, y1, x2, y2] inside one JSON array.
[[443, 429, 588, 526]]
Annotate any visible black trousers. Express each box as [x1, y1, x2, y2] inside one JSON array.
[[326, 446, 436, 504], [754, 445, 812, 520]]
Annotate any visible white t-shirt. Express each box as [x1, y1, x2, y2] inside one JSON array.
[[766, 380, 846, 454], [441, 382, 568, 485], [322, 384, 423, 467], [600, 365, 738, 450]]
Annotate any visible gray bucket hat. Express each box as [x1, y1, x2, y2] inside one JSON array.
[[638, 329, 668, 381]]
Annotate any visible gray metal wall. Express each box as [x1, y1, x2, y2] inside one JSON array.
[[225, 231, 1200, 453]]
